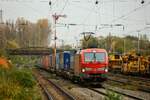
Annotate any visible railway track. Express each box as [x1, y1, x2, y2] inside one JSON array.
[[46, 78, 76, 100], [88, 86, 144, 100], [33, 69, 76, 100], [108, 77, 150, 93], [107, 73, 150, 93], [108, 73, 150, 93], [33, 71, 53, 100], [108, 73, 150, 83], [38, 68, 150, 100], [37, 79, 54, 100]]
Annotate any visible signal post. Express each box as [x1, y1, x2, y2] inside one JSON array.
[[52, 13, 66, 71]]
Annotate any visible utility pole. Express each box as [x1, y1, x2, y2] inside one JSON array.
[[60, 39, 64, 49], [137, 31, 140, 74], [52, 13, 66, 71], [0, 9, 3, 23], [0, 9, 4, 49], [108, 32, 111, 53], [74, 36, 79, 49], [123, 39, 126, 54], [137, 31, 140, 54]]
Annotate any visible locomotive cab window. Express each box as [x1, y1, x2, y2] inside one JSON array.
[[84, 53, 94, 62], [95, 52, 105, 62], [84, 52, 105, 62]]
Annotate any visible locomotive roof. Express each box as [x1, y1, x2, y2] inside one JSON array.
[[81, 48, 107, 52], [72, 48, 108, 54]]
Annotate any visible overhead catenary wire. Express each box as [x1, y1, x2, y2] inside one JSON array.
[[126, 26, 150, 35], [69, 0, 144, 24], [53, 0, 148, 32], [59, 0, 69, 15], [1, 1, 47, 17], [0, 0, 32, 2], [44, 0, 59, 13], [111, 1, 150, 23], [79, 3, 97, 32], [1, 0, 58, 17], [69, 1, 118, 18], [58, 0, 97, 43], [6, 0, 148, 38], [22, 3, 47, 16]]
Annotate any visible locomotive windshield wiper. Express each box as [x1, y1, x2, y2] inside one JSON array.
[[93, 53, 96, 61]]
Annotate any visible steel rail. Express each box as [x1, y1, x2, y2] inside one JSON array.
[[102, 86, 143, 100], [39, 82, 54, 100], [88, 88, 107, 96], [89, 87, 143, 100], [107, 77, 150, 93], [46, 79, 76, 100], [33, 74, 54, 100], [109, 73, 150, 82], [37, 69, 76, 100]]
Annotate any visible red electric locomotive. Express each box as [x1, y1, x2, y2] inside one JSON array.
[[40, 48, 108, 83], [73, 48, 108, 82]]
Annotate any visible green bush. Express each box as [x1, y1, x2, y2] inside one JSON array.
[[105, 90, 123, 100], [9, 68, 36, 88], [0, 67, 42, 100], [0, 49, 7, 57]]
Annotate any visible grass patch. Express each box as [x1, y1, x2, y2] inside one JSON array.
[[0, 67, 42, 100], [105, 90, 123, 100], [121, 85, 138, 91], [68, 86, 73, 90], [106, 81, 137, 91]]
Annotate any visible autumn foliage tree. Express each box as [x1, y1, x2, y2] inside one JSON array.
[[80, 34, 150, 55], [0, 17, 52, 50]]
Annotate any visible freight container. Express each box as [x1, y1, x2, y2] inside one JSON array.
[[49, 55, 53, 68], [74, 54, 80, 75], [63, 51, 71, 70], [70, 53, 75, 70], [42, 55, 50, 70], [50, 54, 55, 71], [56, 53, 60, 70], [59, 52, 63, 70]]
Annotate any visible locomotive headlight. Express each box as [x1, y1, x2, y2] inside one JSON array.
[[82, 68, 85, 72], [105, 68, 108, 72]]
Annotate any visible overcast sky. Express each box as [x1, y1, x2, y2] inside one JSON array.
[[0, 0, 150, 46]]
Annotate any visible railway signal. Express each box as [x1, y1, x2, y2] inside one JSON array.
[[52, 13, 66, 71]]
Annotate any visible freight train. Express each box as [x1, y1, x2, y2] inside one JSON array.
[[40, 48, 108, 83]]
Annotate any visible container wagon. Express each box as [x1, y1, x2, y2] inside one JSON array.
[[41, 55, 50, 70]]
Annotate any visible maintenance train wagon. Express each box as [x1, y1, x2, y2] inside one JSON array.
[[108, 53, 123, 72], [121, 52, 149, 75], [41, 48, 109, 83]]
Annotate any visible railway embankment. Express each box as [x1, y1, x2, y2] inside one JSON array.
[[0, 67, 43, 100]]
